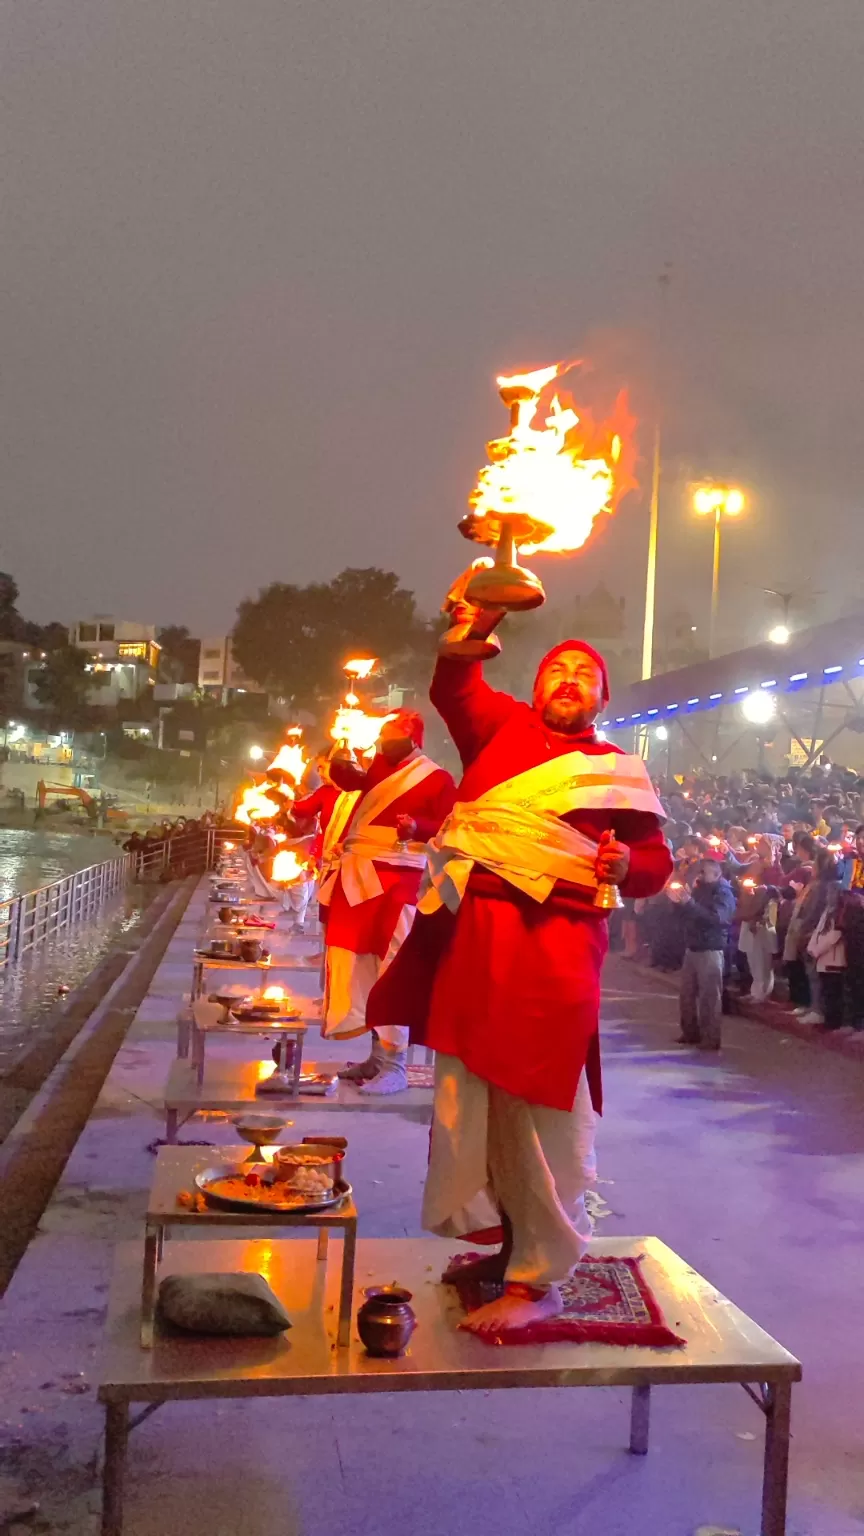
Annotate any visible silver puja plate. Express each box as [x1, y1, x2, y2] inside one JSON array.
[[194, 1166, 352, 1215]]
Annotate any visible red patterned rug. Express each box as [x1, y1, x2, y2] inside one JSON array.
[[451, 1253, 686, 1347], [406, 1064, 434, 1088]]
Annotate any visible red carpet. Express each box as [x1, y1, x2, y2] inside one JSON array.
[[454, 1253, 686, 1347]]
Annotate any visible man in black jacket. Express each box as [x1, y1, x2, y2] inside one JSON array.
[[677, 860, 736, 1050]]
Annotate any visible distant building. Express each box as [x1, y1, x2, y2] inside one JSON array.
[[66, 617, 160, 707], [198, 637, 265, 700]]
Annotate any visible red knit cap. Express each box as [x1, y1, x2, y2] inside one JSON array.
[[390, 707, 425, 748], [533, 640, 610, 705]]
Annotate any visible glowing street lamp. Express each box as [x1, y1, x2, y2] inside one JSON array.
[[741, 689, 776, 726], [692, 483, 746, 658], [768, 624, 790, 646], [248, 744, 265, 761]]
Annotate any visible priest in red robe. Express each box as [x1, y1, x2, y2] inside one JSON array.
[[368, 601, 671, 1331], [321, 708, 456, 1095]]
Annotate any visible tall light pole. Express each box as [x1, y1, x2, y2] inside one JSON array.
[[692, 483, 745, 657], [640, 264, 672, 681]]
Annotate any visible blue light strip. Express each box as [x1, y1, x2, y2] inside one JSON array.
[[606, 652, 861, 727]]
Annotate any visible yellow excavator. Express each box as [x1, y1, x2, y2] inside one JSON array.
[[35, 781, 98, 823]]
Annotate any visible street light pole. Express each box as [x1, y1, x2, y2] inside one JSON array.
[[640, 264, 671, 682], [693, 483, 745, 659], [709, 505, 722, 659]]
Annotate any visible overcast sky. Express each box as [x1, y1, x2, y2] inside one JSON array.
[[1, 0, 862, 652]]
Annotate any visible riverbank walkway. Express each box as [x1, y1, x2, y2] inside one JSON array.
[[0, 877, 860, 1534]]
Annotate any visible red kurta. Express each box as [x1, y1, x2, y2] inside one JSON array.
[[291, 783, 341, 864], [367, 658, 672, 1112], [325, 753, 456, 959]]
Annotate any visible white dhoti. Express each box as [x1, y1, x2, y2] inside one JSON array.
[[423, 1053, 596, 1287], [283, 877, 315, 927], [322, 919, 412, 1052]]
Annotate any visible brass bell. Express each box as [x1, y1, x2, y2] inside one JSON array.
[[594, 880, 625, 911]]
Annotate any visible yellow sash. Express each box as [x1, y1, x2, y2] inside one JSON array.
[[418, 749, 664, 914]]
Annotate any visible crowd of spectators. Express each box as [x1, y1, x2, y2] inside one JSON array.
[[619, 760, 864, 1046], [122, 810, 233, 878]]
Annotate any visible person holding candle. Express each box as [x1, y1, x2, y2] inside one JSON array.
[[321, 710, 456, 1095], [367, 596, 671, 1335], [677, 859, 736, 1048]]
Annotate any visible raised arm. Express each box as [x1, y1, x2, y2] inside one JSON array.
[[430, 657, 518, 767]]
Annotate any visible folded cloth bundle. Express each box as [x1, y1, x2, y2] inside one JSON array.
[[156, 1273, 292, 1336]]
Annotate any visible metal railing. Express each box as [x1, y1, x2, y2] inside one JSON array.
[[0, 855, 131, 970], [0, 829, 236, 971]]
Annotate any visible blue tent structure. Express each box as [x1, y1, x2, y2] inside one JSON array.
[[601, 613, 864, 768]]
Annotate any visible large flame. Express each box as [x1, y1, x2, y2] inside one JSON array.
[[268, 738, 307, 783], [344, 657, 377, 680], [235, 783, 282, 826], [271, 849, 307, 884], [470, 362, 634, 555], [330, 706, 396, 753]]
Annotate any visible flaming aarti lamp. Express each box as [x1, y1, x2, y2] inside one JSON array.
[[458, 371, 557, 611]]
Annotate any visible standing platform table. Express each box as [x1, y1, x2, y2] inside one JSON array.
[[161, 1056, 433, 1141], [98, 1233, 800, 1536]]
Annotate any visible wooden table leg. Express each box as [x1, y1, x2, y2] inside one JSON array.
[[102, 1401, 129, 1536], [338, 1221, 357, 1348], [761, 1381, 792, 1536], [140, 1227, 159, 1349], [629, 1384, 651, 1455], [165, 1108, 178, 1145], [191, 960, 203, 1000]]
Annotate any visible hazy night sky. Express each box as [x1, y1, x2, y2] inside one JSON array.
[[1, 1, 862, 653]]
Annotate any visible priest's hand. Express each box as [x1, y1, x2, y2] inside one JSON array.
[[395, 814, 417, 843], [596, 829, 630, 885]]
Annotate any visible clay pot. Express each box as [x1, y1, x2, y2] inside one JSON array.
[[239, 938, 262, 962], [357, 1286, 416, 1357]]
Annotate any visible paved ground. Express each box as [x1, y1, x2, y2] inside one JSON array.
[[1, 883, 863, 1536]]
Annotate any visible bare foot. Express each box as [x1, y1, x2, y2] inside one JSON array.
[[459, 1284, 563, 1337], [442, 1250, 508, 1287]]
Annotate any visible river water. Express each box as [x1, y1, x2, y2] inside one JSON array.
[[0, 829, 157, 1073], [0, 828, 125, 904]]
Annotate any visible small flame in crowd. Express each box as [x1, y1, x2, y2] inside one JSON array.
[[344, 657, 377, 679], [470, 360, 635, 555]]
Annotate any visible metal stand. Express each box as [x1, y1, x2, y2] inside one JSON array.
[[629, 1384, 651, 1455]]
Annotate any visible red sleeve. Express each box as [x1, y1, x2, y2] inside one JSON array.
[[618, 817, 674, 899], [429, 657, 519, 767], [412, 771, 458, 843], [329, 759, 370, 794], [291, 785, 327, 820]]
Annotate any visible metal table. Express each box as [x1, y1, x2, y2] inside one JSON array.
[[162, 1057, 433, 1141], [191, 952, 302, 1000], [187, 998, 312, 1087], [98, 1233, 801, 1536], [140, 1146, 357, 1349]]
